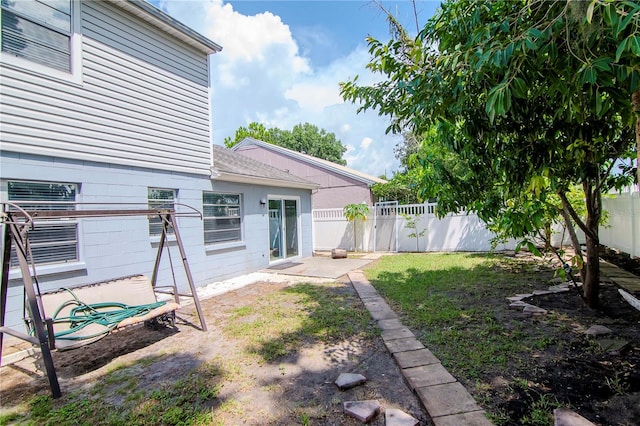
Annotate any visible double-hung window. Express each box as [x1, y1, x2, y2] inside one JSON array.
[[7, 180, 78, 268], [148, 188, 176, 237], [1, 0, 80, 77], [203, 192, 242, 245]]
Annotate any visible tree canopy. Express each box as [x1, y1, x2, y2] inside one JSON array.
[[224, 122, 347, 165], [341, 0, 639, 307]]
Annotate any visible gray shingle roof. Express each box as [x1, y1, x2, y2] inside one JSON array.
[[232, 138, 387, 185], [211, 145, 318, 189]]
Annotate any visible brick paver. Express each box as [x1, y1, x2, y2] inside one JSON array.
[[347, 271, 494, 425]]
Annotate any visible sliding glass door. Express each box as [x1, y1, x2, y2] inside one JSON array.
[[268, 198, 299, 262]]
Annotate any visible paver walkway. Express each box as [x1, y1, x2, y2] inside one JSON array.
[[347, 270, 493, 426], [600, 260, 640, 294]]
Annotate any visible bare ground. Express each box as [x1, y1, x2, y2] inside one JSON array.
[[1, 278, 428, 425]]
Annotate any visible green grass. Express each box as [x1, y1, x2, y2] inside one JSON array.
[[224, 282, 375, 361], [365, 253, 561, 424]]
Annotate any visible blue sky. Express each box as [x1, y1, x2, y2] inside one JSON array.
[[153, 1, 440, 177]]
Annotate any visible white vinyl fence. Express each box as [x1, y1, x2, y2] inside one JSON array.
[[313, 203, 518, 253], [314, 191, 638, 256], [600, 188, 639, 258]]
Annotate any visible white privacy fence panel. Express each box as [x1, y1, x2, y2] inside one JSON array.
[[315, 192, 637, 256], [313, 204, 518, 253], [600, 190, 639, 258]]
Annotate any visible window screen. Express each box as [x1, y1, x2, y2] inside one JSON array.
[[203, 192, 242, 244], [7, 180, 78, 267], [148, 188, 176, 236]]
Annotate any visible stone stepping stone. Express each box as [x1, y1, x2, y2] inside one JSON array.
[[584, 325, 612, 336], [523, 305, 547, 315], [335, 373, 366, 390], [403, 363, 456, 390], [432, 410, 493, 426], [381, 327, 415, 342], [384, 337, 425, 353], [416, 382, 481, 418], [394, 348, 440, 369], [344, 400, 380, 422], [553, 407, 596, 426], [509, 301, 532, 310], [377, 318, 405, 330], [548, 284, 571, 293], [385, 408, 419, 426], [595, 339, 629, 353]]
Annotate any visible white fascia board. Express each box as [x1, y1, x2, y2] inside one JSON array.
[[110, 0, 223, 54]]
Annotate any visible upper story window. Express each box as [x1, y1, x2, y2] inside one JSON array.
[[1, 0, 80, 78], [7, 180, 79, 268], [148, 188, 176, 237], [203, 192, 242, 245]]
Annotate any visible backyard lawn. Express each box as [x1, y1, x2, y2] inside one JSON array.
[[365, 253, 640, 425], [1, 252, 638, 426]]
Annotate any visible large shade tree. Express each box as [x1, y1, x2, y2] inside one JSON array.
[[224, 122, 347, 165], [341, 0, 639, 307]]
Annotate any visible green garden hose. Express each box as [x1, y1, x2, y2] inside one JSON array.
[[44, 288, 167, 341]]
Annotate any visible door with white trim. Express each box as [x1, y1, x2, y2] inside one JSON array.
[[268, 198, 299, 262]]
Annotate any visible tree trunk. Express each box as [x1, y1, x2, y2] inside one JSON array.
[[633, 89, 640, 187], [558, 193, 583, 260], [583, 231, 600, 308], [581, 181, 602, 308]]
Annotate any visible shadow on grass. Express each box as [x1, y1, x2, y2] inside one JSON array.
[[1, 280, 428, 425], [1, 352, 233, 426], [239, 282, 378, 365]]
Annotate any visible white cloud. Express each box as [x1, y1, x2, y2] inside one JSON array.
[[158, 0, 401, 177]]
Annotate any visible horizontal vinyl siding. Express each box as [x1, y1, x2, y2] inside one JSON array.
[[0, 0, 212, 175]]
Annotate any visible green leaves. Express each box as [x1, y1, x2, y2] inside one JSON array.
[[485, 82, 512, 122]]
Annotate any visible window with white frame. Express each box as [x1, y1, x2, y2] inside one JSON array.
[[148, 188, 176, 237], [1, 0, 76, 73], [203, 192, 242, 244], [7, 180, 78, 268]]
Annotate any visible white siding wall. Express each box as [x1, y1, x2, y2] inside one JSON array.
[[1, 153, 313, 333], [0, 1, 212, 175]]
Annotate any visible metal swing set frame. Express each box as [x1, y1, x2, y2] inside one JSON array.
[[0, 202, 207, 398]]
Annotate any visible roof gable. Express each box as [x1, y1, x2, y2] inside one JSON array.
[[232, 138, 387, 186]]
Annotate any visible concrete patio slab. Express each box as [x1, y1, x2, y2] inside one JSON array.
[[266, 257, 373, 279]]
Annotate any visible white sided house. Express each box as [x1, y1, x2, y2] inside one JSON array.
[[0, 0, 317, 332], [232, 137, 387, 209]]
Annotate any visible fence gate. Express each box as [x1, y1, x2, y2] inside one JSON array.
[[373, 201, 398, 252]]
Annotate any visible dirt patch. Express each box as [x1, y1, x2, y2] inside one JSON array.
[[471, 256, 640, 426], [1, 279, 428, 425]]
